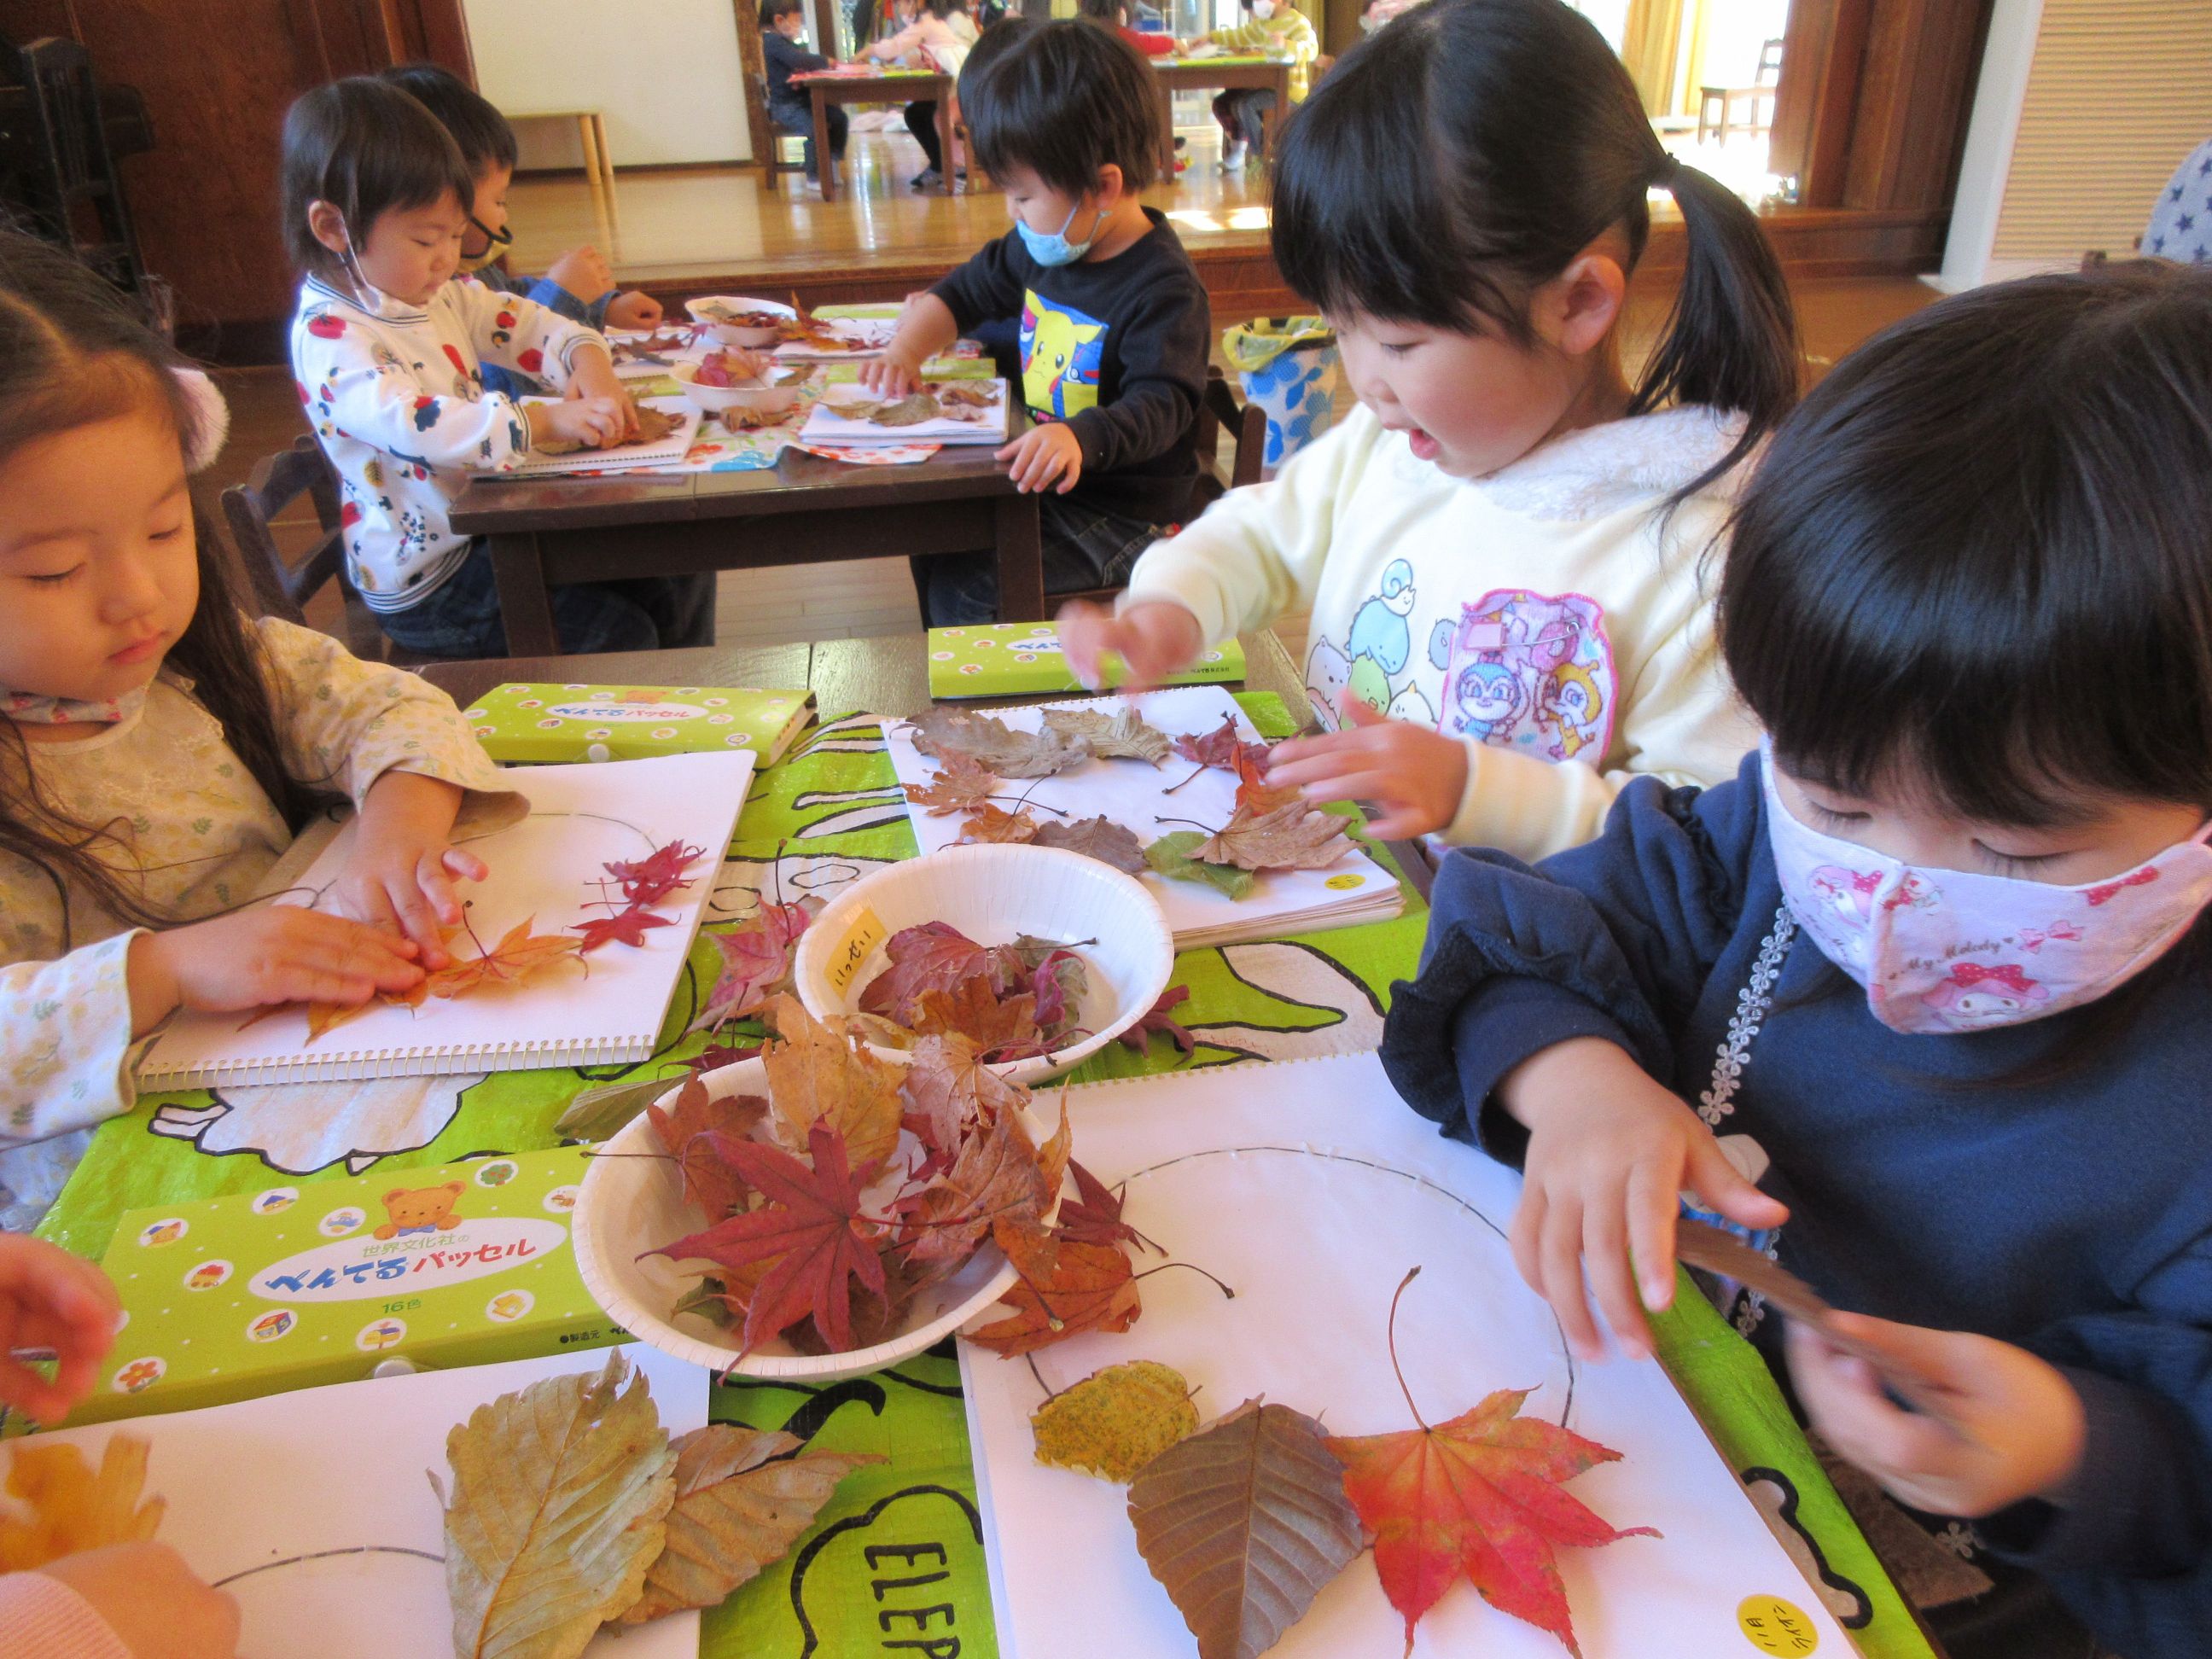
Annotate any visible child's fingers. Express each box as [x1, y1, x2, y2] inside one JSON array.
[[1336, 690, 1391, 728], [0, 1353, 75, 1425], [1786, 1324, 1960, 1475], [1625, 1161, 1681, 1311], [1509, 1185, 1547, 1297], [1684, 1134, 1790, 1232], [443, 847, 490, 886], [632, 294, 663, 323], [335, 878, 402, 939], [1540, 1196, 1604, 1360], [1580, 1190, 1651, 1359]]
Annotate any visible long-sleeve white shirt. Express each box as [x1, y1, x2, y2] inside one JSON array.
[[289, 274, 606, 613], [1120, 403, 1761, 857]]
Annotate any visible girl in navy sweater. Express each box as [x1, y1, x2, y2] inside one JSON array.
[[1381, 261, 2212, 1659]]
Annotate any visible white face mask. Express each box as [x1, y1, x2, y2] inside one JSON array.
[[1761, 748, 2212, 1034], [1252, 1, 1277, 18]]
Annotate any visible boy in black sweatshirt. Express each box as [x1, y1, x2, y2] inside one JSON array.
[[760, 0, 845, 187], [862, 18, 1211, 624]]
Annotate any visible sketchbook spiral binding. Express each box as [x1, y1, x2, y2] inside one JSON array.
[[139, 1031, 655, 1091]]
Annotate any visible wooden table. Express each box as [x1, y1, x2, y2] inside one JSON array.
[[794, 69, 955, 201], [445, 415, 1044, 656], [506, 107, 615, 202], [1149, 57, 1293, 170], [416, 628, 1437, 900]]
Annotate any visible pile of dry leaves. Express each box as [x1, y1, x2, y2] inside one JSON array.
[[1027, 1269, 1656, 1659], [902, 706, 1359, 897], [847, 921, 1091, 1062], [643, 997, 1174, 1359], [830, 381, 1001, 428]]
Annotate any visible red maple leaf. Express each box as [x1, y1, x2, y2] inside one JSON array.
[[1051, 1159, 1161, 1254], [965, 1228, 1140, 1357], [1115, 985, 1196, 1057], [603, 839, 706, 908], [1172, 713, 1272, 775], [1323, 1271, 1656, 1656], [644, 1078, 769, 1218], [857, 922, 994, 1027], [649, 1120, 885, 1354], [571, 903, 673, 952], [690, 899, 814, 1033]]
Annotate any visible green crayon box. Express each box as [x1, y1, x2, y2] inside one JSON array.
[[77, 1149, 623, 1425]]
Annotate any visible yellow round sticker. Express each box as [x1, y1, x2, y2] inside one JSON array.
[[1324, 873, 1366, 890], [1738, 1595, 1819, 1653]]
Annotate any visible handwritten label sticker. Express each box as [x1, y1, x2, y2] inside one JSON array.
[[1738, 1595, 1819, 1653], [1324, 872, 1366, 890], [824, 905, 888, 997]]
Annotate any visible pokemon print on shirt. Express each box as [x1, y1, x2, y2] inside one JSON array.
[[1021, 290, 1105, 421]]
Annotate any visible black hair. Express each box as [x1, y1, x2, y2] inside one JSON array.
[[378, 62, 517, 175], [958, 18, 1161, 197], [279, 78, 476, 281], [760, 0, 806, 22], [1723, 261, 2212, 828], [1075, 0, 1127, 23], [1276, 0, 1797, 494], [0, 231, 329, 941]]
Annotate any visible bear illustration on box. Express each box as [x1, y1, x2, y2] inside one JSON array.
[[375, 1180, 468, 1240]]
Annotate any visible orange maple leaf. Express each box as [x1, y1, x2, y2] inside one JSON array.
[[1322, 1271, 1656, 1656], [967, 1231, 1140, 1357], [294, 917, 583, 1045], [0, 1439, 164, 1571]]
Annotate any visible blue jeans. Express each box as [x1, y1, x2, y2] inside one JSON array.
[[918, 492, 1167, 626], [375, 540, 716, 659]]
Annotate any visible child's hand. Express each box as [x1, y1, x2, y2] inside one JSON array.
[[605, 289, 663, 330], [1057, 597, 1204, 691], [1499, 1037, 1789, 1361], [127, 910, 424, 1034], [329, 772, 485, 968], [566, 346, 628, 409], [1265, 691, 1470, 837], [532, 395, 629, 451], [0, 1235, 119, 1424], [545, 243, 614, 304], [860, 349, 923, 399], [39, 1542, 241, 1657], [997, 422, 1084, 495], [1789, 1317, 2087, 1517]]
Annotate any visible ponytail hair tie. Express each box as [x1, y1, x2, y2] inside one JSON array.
[[173, 367, 230, 474], [1651, 154, 1683, 189]]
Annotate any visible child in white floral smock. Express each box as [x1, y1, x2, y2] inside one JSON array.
[[0, 232, 524, 1228]]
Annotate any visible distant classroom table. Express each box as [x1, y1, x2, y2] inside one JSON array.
[[791, 67, 955, 201], [445, 413, 1042, 656], [1149, 56, 1294, 169]]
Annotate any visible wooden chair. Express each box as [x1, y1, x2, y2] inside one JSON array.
[[1697, 37, 1782, 145], [221, 436, 426, 666], [0, 35, 148, 295]]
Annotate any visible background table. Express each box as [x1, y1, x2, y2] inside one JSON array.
[[793, 69, 955, 201], [1149, 57, 1293, 170], [447, 420, 1043, 656]]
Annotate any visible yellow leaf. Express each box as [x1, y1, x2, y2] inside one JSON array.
[[1030, 1360, 1199, 1484], [0, 1438, 164, 1570], [761, 994, 904, 1171]]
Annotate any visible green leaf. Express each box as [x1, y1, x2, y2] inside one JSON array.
[[1144, 831, 1256, 899], [441, 1353, 677, 1659], [554, 1074, 679, 1141]]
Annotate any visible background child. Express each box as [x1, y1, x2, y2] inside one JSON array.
[[0, 1233, 240, 1656], [1065, 0, 1793, 853], [861, 0, 980, 190], [282, 79, 713, 659], [760, 0, 848, 189], [381, 62, 667, 391], [0, 230, 522, 1228], [1196, 0, 1317, 171], [1079, 0, 1173, 55], [862, 18, 1209, 625], [1381, 262, 2212, 1659]]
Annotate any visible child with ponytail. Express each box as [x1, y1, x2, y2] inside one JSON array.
[[1064, 0, 1794, 859]]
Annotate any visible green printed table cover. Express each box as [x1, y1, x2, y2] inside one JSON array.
[[40, 696, 1927, 1659]]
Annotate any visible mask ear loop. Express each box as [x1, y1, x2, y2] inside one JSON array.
[[332, 211, 378, 309]]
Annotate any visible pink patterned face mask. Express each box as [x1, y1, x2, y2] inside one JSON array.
[[1760, 748, 2212, 1034]]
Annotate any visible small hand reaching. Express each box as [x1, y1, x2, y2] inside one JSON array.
[[1263, 690, 1470, 838], [1056, 597, 1204, 692]]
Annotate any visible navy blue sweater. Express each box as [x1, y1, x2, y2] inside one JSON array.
[[1379, 752, 2212, 1658]]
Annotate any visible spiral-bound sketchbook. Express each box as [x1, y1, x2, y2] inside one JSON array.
[[139, 750, 753, 1089]]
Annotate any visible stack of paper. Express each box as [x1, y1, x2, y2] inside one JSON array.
[[884, 686, 1402, 946], [775, 317, 898, 361], [801, 380, 1010, 448]]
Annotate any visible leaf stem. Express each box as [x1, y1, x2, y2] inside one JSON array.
[[1161, 762, 1209, 795], [1132, 1261, 1237, 1301], [1387, 1265, 1427, 1429]]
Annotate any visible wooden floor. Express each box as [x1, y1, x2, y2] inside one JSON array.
[[204, 270, 1936, 657]]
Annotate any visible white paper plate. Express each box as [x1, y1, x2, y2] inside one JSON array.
[[791, 843, 1175, 1086], [573, 1053, 1057, 1382]]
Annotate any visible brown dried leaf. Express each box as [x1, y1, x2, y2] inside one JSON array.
[[958, 802, 1043, 845], [1128, 1400, 1364, 1659], [911, 975, 1047, 1061], [627, 403, 682, 445], [1031, 814, 1149, 873], [900, 1032, 1029, 1156], [1042, 706, 1173, 765], [646, 1079, 771, 1219], [968, 1234, 1140, 1356], [760, 993, 904, 1170], [619, 1425, 882, 1622], [1195, 801, 1356, 872], [907, 707, 1090, 778], [902, 754, 1003, 817]]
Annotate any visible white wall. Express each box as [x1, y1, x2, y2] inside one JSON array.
[[464, 0, 754, 168]]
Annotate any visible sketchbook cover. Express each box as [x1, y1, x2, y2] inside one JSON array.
[[926, 622, 1244, 697], [140, 750, 753, 1087], [464, 682, 813, 765], [74, 1148, 614, 1425], [959, 1053, 1857, 1659]]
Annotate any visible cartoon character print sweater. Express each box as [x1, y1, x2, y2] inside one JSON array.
[[289, 274, 608, 612], [1120, 402, 1758, 857]]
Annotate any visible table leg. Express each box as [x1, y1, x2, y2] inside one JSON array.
[[1262, 69, 1288, 160], [813, 89, 839, 201], [935, 100, 957, 195], [994, 493, 1046, 622], [577, 114, 604, 207], [1157, 84, 1176, 184], [488, 532, 562, 657], [591, 113, 621, 233]]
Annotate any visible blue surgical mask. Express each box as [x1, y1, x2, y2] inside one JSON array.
[[1016, 198, 1107, 267]]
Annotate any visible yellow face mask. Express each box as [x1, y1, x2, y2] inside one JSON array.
[[458, 215, 513, 277]]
